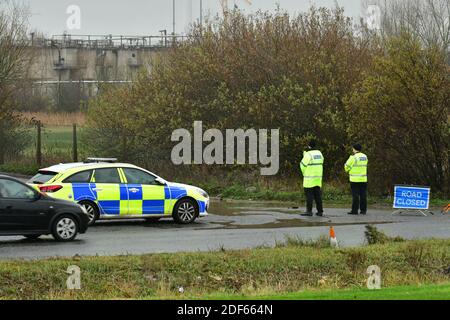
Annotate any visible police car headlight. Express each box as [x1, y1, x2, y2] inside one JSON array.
[[196, 188, 209, 199]]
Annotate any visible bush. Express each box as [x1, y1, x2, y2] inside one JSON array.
[[346, 34, 450, 194], [365, 225, 404, 245], [0, 108, 31, 165], [0, 163, 39, 176], [84, 7, 375, 179], [84, 8, 449, 196]]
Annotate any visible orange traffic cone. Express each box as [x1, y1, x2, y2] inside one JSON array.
[[330, 226, 339, 248], [442, 204, 450, 214]]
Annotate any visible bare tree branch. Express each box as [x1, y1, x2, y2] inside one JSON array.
[[362, 0, 450, 60]]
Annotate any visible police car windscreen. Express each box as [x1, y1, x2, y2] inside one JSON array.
[[29, 171, 58, 184]]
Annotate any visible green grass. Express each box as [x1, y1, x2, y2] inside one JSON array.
[[0, 163, 40, 176], [22, 126, 76, 154], [42, 126, 75, 151], [0, 126, 87, 168], [205, 283, 450, 300], [0, 239, 449, 300], [35, 126, 86, 155]]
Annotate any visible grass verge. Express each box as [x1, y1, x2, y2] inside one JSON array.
[[1, 239, 449, 300], [204, 283, 450, 300]]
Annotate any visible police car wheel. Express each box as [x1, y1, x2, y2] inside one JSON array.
[[79, 201, 99, 226], [52, 215, 79, 242], [173, 199, 198, 224]]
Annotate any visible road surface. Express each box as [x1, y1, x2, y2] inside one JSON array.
[[0, 200, 449, 260]]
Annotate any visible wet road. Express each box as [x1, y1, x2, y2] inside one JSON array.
[[0, 200, 449, 260]]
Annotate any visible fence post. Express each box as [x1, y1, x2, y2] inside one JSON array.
[[36, 121, 42, 167], [0, 143, 4, 165], [73, 123, 78, 162], [0, 127, 4, 165]]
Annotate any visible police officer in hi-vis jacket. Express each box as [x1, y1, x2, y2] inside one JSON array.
[[300, 140, 324, 217], [345, 144, 368, 215]]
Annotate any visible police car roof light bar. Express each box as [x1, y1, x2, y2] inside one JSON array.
[[85, 157, 118, 163]]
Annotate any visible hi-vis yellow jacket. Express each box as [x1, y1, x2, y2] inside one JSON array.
[[300, 150, 324, 188], [345, 152, 368, 183]]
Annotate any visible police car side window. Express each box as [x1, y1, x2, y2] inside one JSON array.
[[64, 170, 93, 183], [93, 168, 122, 184], [123, 168, 157, 185]]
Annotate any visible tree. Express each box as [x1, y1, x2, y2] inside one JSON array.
[[0, 1, 30, 98], [364, 0, 450, 61], [0, 1, 32, 164], [85, 7, 376, 180], [346, 33, 450, 194]]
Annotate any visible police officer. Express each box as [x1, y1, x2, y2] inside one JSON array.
[[345, 144, 368, 215], [300, 140, 324, 217]]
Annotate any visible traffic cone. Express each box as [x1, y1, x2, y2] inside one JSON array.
[[442, 204, 450, 214], [329, 226, 339, 248]]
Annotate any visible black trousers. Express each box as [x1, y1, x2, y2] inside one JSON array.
[[351, 182, 368, 214], [304, 187, 323, 213]]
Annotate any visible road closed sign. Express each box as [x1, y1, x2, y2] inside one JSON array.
[[394, 185, 430, 210]]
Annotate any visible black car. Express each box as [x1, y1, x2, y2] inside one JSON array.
[[0, 175, 89, 241]]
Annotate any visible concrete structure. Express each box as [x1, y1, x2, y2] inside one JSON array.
[[24, 35, 180, 110]]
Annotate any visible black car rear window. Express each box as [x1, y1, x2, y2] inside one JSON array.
[[29, 171, 58, 184]]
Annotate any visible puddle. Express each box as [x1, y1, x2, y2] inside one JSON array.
[[206, 218, 393, 230], [206, 200, 399, 230], [208, 219, 328, 229], [209, 199, 298, 216]]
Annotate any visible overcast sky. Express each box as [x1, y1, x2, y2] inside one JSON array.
[[24, 0, 365, 37]]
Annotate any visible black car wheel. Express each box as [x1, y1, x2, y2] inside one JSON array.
[[52, 215, 79, 242], [79, 201, 99, 226], [173, 199, 198, 224]]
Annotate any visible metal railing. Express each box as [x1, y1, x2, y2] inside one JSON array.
[[29, 34, 190, 49]]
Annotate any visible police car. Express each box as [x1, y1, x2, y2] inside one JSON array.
[[28, 158, 209, 226]]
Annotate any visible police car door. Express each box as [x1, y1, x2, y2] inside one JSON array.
[[91, 168, 126, 216], [120, 168, 165, 216]]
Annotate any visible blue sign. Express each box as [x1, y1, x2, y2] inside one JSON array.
[[393, 185, 430, 210]]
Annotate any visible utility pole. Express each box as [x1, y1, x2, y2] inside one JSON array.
[[172, 0, 176, 36], [200, 0, 203, 26]]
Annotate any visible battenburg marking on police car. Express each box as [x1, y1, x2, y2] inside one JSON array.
[[393, 185, 431, 210]]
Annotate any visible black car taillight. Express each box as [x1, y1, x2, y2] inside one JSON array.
[[39, 185, 63, 193]]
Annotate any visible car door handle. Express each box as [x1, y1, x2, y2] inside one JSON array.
[[129, 188, 139, 193], [93, 188, 103, 191]]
